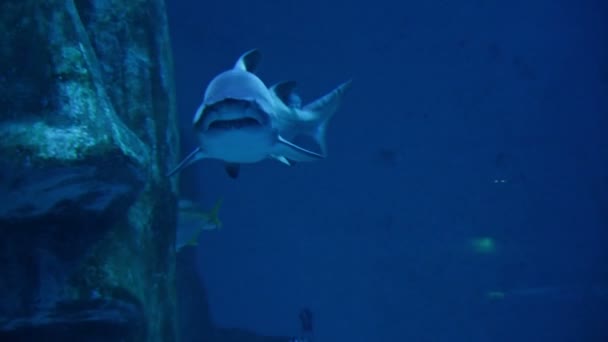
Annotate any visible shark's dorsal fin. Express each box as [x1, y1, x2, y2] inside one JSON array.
[[234, 49, 261, 73], [270, 81, 298, 107]]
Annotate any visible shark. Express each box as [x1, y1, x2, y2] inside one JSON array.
[[167, 49, 351, 178]]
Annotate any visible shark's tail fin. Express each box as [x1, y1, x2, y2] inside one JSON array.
[[303, 80, 352, 155]]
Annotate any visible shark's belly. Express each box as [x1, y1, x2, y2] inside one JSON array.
[[199, 129, 275, 163]]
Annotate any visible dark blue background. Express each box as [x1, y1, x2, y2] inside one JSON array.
[[168, 1, 607, 341]]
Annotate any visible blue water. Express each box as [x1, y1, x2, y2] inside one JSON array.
[[168, 1, 607, 341]]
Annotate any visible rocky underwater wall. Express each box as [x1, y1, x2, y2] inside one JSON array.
[[0, 1, 179, 341]]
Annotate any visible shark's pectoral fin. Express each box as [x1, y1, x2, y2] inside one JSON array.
[[224, 163, 241, 179], [167, 147, 206, 177], [275, 135, 325, 162], [271, 155, 295, 166]]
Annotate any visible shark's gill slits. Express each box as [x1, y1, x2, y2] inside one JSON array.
[[208, 117, 261, 130]]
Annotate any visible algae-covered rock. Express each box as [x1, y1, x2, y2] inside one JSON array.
[[0, 1, 149, 222], [0, 0, 178, 341]]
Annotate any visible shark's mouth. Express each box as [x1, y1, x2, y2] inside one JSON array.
[[203, 99, 268, 131], [208, 117, 262, 130]]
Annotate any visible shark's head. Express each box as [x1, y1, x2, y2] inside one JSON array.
[[193, 68, 274, 133], [191, 50, 278, 163]]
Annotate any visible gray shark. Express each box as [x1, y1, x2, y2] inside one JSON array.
[[168, 49, 350, 178], [169, 49, 351, 178]]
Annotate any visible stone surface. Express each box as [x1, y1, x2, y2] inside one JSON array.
[[0, 0, 179, 341]]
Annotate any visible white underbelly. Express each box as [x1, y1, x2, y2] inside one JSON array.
[[200, 129, 275, 163]]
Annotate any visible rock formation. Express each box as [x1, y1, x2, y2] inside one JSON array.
[[0, 1, 179, 340]]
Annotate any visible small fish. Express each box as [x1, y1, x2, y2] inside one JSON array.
[[469, 236, 497, 254], [167, 49, 350, 178], [176, 198, 222, 252], [484, 285, 608, 302]]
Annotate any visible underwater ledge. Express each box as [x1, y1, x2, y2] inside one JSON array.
[[0, 298, 144, 341]]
